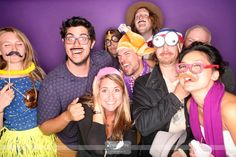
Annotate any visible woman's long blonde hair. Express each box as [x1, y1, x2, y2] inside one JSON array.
[[0, 27, 45, 81], [93, 73, 132, 140]]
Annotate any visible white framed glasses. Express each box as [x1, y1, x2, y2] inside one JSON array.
[[153, 32, 179, 48]]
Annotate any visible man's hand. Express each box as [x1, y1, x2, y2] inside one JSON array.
[[174, 83, 190, 102], [0, 83, 14, 113], [66, 98, 85, 121]]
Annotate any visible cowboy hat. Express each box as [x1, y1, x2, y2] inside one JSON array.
[[125, 1, 163, 28]]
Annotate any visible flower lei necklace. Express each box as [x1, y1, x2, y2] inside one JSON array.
[[0, 62, 35, 76]]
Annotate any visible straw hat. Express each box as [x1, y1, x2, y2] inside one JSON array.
[[125, 1, 163, 27]]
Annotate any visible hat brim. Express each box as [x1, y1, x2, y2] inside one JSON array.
[[125, 1, 163, 27]]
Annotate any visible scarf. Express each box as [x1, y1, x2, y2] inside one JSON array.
[[189, 81, 226, 157]]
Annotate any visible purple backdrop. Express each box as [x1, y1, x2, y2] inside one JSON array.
[[0, 0, 235, 88]]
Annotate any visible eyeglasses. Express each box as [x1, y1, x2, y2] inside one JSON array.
[[105, 35, 119, 47], [65, 34, 90, 45], [176, 62, 219, 74], [153, 32, 179, 48]]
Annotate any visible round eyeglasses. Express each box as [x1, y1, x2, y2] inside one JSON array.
[[105, 35, 119, 47], [65, 34, 90, 45], [176, 62, 219, 74], [153, 32, 179, 48]]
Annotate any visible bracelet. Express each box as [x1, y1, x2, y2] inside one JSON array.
[[93, 110, 102, 114]]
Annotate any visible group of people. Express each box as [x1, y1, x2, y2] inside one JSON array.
[[0, 1, 235, 157]]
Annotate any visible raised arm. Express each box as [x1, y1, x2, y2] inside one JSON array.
[[132, 78, 183, 136]]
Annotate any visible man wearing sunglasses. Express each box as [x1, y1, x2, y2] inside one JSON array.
[[132, 28, 193, 156]]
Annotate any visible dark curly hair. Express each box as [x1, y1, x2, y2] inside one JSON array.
[[60, 16, 95, 42]]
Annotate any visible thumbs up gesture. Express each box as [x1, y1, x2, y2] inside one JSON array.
[[66, 98, 85, 121]]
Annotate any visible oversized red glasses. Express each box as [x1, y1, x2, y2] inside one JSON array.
[[176, 62, 219, 74]]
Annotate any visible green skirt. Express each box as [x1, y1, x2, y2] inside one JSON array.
[[0, 126, 56, 157]]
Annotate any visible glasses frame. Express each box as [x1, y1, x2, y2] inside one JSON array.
[[105, 35, 119, 47], [64, 34, 90, 45], [176, 62, 219, 74], [153, 32, 179, 48]]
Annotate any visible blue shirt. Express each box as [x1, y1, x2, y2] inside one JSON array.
[[37, 50, 112, 149], [0, 76, 40, 131]]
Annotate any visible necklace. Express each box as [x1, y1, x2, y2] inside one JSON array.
[[0, 62, 35, 76]]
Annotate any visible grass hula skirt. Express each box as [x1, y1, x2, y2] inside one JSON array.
[[0, 126, 56, 157]]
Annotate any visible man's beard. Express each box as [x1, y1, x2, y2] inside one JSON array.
[[67, 53, 90, 66], [122, 64, 139, 76], [157, 52, 178, 66], [158, 59, 176, 65]]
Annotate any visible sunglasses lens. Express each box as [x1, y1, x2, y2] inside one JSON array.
[[153, 35, 165, 47], [165, 32, 179, 46], [24, 88, 38, 108]]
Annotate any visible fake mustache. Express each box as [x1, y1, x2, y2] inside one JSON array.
[[6, 51, 23, 57], [177, 73, 198, 82]]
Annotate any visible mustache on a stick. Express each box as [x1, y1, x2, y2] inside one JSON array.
[[6, 51, 23, 57]]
